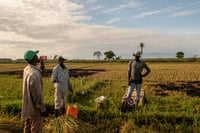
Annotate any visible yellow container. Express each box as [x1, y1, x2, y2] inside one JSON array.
[[66, 105, 78, 118]]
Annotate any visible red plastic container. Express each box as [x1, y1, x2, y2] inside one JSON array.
[[66, 105, 78, 118]]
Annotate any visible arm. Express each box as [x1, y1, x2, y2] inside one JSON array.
[[128, 60, 132, 85], [142, 63, 151, 77], [51, 67, 57, 82], [39, 60, 45, 76], [29, 75, 46, 113]]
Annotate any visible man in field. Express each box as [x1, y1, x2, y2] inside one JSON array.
[[51, 56, 73, 117], [22, 50, 48, 133], [127, 51, 151, 106]]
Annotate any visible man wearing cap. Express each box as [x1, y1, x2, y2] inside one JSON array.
[[51, 56, 73, 117], [127, 51, 151, 106], [22, 50, 48, 133]]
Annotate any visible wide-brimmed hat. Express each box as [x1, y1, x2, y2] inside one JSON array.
[[133, 51, 141, 57], [24, 50, 39, 62]]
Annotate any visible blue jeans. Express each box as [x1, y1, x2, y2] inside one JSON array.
[[127, 83, 142, 102]]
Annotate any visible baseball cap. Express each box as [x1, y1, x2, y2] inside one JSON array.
[[133, 51, 141, 57], [24, 50, 39, 62], [57, 56, 65, 61]]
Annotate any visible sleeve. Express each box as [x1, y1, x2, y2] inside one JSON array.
[[142, 62, 151, 77], [39, 61, 45, 76], [51, 67, 58, 81], [29, 75, 46, 113], [128, 60, 132, 80]]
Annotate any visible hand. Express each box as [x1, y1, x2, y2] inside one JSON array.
[[128, 79, 131, 86], [41, 110, 48, 117], [51, 79, 57, 83]]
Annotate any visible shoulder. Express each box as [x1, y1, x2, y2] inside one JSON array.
[[65, 65, 69, 69], [128, 60, 134, 64], [53, 65, 60, 70], [27, 68, 40, 81], [140, 61, 148, 66]]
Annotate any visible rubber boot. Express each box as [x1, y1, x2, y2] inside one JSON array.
[[55, 109, 59, 117], [61, 108, 65, 115]]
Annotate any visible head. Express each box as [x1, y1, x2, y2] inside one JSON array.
[[24, 50, 40, 65], [133, 51, 141, 61], [57, 56, 65, 64]]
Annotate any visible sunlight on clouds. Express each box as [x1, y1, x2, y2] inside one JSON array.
[[0, 0, 88, 26], [0, 0, 23, 7]]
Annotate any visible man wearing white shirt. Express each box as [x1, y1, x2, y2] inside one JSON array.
[[51, 56, 73, 117]]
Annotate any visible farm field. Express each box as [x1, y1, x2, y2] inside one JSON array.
[[0, 61, 200, 133]]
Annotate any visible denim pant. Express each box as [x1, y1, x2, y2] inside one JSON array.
[[127, 83, 142, 102]]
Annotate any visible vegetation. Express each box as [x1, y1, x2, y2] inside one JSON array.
[[176, 51, 184, 58], [104, 50, 116, 60], [0, 61, 200, 132], [93, 51, 102, 60]]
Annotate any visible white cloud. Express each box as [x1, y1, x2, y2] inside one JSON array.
[[102, 1, 139, 14], [105, 18, 120, 24], [169, 10, 198, 17], [133, 10, 160, 19], [88, 5, 104, 12], [86, 0, 98, 4], [133, 1, 200, 20], [0, 0, 199, 59]]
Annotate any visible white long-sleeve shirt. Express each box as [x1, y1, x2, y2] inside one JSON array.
[[22, 64, 46, 118], [51, 65, 70, 93]]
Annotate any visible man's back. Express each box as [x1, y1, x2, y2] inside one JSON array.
[[22, 64, 45, 118]]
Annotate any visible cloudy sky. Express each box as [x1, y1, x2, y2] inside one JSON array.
[[0, 0, 200, 59]]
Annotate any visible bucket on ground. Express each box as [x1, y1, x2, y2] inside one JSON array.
[[66, 105, 78, 118], [95, 96, 109, 109]]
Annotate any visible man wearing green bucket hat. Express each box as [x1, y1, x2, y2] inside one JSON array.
[[22, 50, 48, 133]]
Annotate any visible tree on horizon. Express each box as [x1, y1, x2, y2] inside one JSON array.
[[53, 55, 58, 60], [104, 50, 116, 60], [176, 51, 184, 58], [93, 51, 102, 60]]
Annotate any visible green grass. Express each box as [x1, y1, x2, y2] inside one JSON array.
[[0, 62, 199, 133]]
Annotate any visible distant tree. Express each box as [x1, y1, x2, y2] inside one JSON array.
[[140, 42, 144, 55], [93, 51, 102, 60], [193, 55, 198, 58], [104, 50, 116, 60], [176, 51, 184, 58], [116, 56, 121, 60], [53, 55, 58, 60]]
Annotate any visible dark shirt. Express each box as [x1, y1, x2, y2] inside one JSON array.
[[128, 60, 151, 83]]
